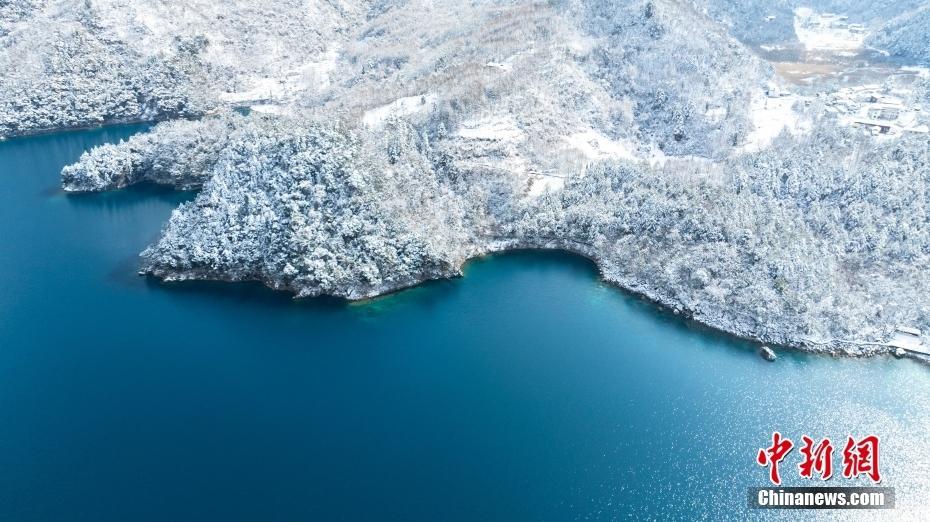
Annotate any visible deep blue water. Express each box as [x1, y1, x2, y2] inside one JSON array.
[[0, 127, 928, 521]]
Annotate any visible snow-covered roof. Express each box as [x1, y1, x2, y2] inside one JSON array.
[[896, 326, 921, 336]]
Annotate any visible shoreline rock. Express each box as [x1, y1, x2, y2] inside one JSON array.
[[759, 346, 777, 361]]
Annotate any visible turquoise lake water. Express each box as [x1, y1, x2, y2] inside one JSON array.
[[0, 127, 928, 520]]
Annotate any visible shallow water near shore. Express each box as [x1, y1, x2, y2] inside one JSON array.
[[0, 127, 928, 520]]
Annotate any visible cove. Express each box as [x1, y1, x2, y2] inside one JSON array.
[[0, 127, 928, 520]]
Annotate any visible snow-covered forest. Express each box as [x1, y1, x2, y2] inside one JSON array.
[[0, 0, 360, 136], [513, 128, 930, 352], [4, 0, 930, 354], [868, 5, 930, 64]]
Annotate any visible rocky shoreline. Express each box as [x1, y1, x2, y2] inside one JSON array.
[[142, 233, 902, 357], [57, 108, 930, 358]]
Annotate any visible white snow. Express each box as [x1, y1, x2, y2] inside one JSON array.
[[219, 78, 288, 104], [452, 125, 528, 177], [741, 91, 805, 152], [562, 130, 635, 161], [133, 10, 173, 54], [485, 61, 512, 72], [829, 84, 929, 137], [889, 329, 924, 350], [362, 94, 436, 128], [295, 49, 340, 91], [218, 48, 340, 107], [250, 104, 288, 115], [759, 44, 786, 52], [453, 115, 561, 197], [901, 66, 930, 79], [527, 175, 564, 197], [704, 106, 728, 123], [794, 8, 867, 51], [455, 115, 524, 141]]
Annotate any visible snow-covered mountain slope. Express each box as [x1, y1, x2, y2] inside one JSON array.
[[57, 0, 773, 196], [60, 0, 772, 186], [868, 5, 930, 64], [0, 3, 205, 136], [516, 128, 930, 351], [64, 109, 930, 354], [0, 0, 364, 137], [690, 0, 927, 46], [10, 0, 930, 354]]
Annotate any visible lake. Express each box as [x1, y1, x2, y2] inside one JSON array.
[[0, 127, 928, 520]]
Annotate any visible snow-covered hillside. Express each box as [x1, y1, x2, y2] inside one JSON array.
[[4, 0, 930, 355], [690, 0, 926, 46], [0, 0, 363, 136], [868, 5, 930, 64]]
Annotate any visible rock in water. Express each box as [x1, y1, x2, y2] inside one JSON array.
[[894, 348, 907, 359], [759, 346, 777, 362]]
